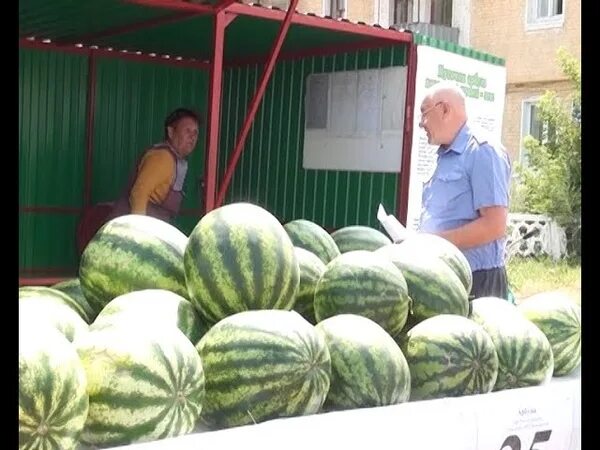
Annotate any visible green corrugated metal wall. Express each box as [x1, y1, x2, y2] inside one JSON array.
[[19, 48, 88, 271], [219, 46, 407, 229], [92, 58, 208, 234], [19, 49, 208, 273]]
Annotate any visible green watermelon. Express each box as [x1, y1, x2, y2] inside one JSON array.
[[376, 245, 469, 324], [396, 233, 473, 293], [314, 251, 410, 337], [19, 324, 89, 450], [293, 247, 326, 324], [316, 314, 410, 410], [400, 314, 499, 401], [284, 219, 340, 264], [184, 202, 299, 325], [20, 286, 93, 324], [470, 297, 554, 391], [51, 279, 97, 323], [90, 289, 209, 345], [330, 226, 392, 253], [75, 326, 205, 447], [196, 310, 331, 429], [19, 293, 88, 342], [518, 292, 581, 376], [79, 214, 189, 315]]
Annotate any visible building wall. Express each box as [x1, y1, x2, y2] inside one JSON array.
[[470, 0, 580, 163]]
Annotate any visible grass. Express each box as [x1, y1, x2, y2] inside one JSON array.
[[507, 256, 581, 305]]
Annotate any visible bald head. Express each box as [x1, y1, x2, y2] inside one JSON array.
[[419, 82, 468, 146]]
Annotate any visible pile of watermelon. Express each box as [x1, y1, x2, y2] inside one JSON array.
[[19, 202, 581, 449]]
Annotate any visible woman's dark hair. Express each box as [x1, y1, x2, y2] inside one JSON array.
[[164, 108, 201, 140]]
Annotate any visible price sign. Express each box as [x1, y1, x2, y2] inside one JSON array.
[[472, 384, 575, 450]]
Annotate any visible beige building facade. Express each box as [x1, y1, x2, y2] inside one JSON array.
[[470, 0, 581, 165]]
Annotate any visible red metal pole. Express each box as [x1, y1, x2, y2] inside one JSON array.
[[84, 50, 97, 208], [215, 0, 300, 207], [204, 11, 227, 213], [397, 39, 418, 225]]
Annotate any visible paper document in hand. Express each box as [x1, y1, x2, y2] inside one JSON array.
[[376, 204, 414, 243]]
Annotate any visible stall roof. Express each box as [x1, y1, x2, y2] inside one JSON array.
[[20, 0, 413, 63]]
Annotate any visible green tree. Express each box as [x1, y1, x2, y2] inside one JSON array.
[[514, 48, 581, 260]]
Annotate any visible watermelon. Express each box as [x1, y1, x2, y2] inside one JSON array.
[[470, 297, 554, 390], [196, 310, 331, 429], [184, 202, 299, 325], [376, 245, 469, 324], [400, 314, 499, 400], [79, 214, 189, 315], [51, 279, 97, 323], [284, 219, 340, 264], [316, 314, 410, 410], [75, 326, 205, 447], [19, 324, 89, 450], [396, 233, 473, 293], [20, 286, 93, 324], [293, 247, 326, 324], [19, 292, 88, 342], [90, 289, 209, 345], [518, 292, 581, 376], [330, 225, 392, 253], [314, 250, 410, 337]]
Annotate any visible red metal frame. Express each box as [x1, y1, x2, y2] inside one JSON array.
[[84, 51, 97, 208], [227, 3, 411, 42], [19, 277, 71, 286], [19, 39, 210, 69], [225, 38, 395, 67], [215, 0, 301, 208], [21, 0, 420, 282], [397, 40, 418, 225], [203, 11, 228, 212]]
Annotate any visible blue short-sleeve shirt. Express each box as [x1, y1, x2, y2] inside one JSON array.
[[419, 124, 512, 271]]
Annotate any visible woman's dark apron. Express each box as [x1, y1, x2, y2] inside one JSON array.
[[107, 143, 188, 223]]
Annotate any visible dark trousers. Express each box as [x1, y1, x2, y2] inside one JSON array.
[[469, 267, 509, 300]]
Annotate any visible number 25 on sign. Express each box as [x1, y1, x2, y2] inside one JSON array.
[[500, 430, 552, 450]]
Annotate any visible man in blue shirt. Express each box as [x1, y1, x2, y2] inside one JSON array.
[[418, 82, 512, 300]]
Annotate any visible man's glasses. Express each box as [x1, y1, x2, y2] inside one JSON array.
[[419, 101, 444, 122]]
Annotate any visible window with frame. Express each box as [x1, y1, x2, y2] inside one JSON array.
[[521, 99, 556, 166], [393, 0, 414, 24], [526, 0, 564, 29], [323, 0, 347, 18], [430, 0, 453, 26]]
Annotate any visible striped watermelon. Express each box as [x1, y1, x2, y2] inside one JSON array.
[[284, 219, 340, 264], [20, 286, 93, 324], [19, 292, 88, 342], [400, 314, 499, 400], [51, 279, 97, 323], [19, 324, 89, 450], [184, 203, 299, 325], [79, 214, 189, 315], [293, 247, 326, 324], [396, 233, 473, 294], [75, 326, 205, 447], [316, 314, 410, 410], [376, 245, 469, 324], [518, 292, 581, 376], [470, 297, 554, 391], [330, 225, 392, 253], [314, 251, 410, 337], [196, 310, 331, 429], [90, 289, 209, 345]]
